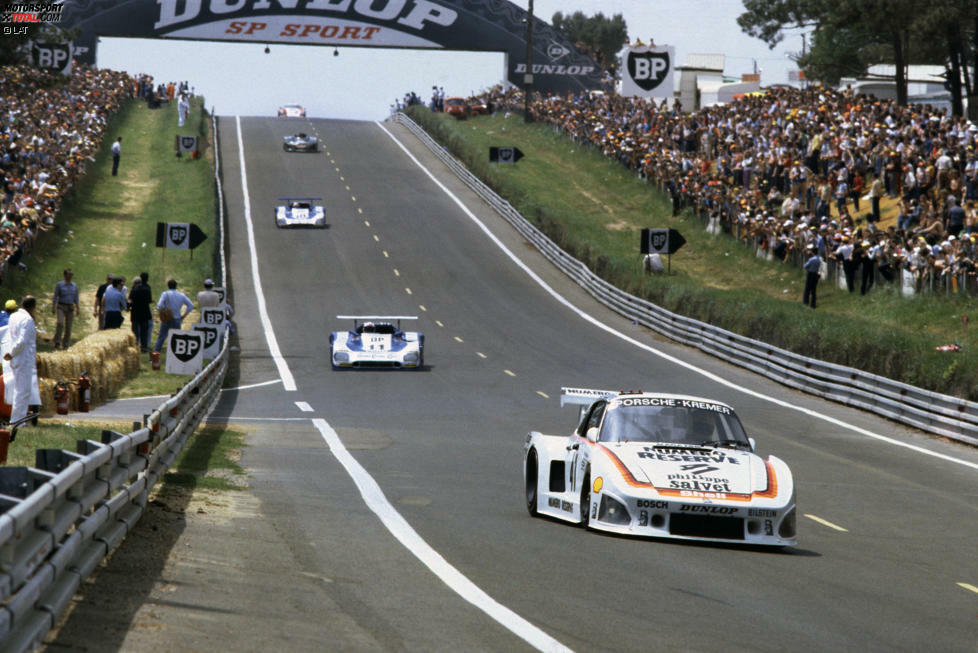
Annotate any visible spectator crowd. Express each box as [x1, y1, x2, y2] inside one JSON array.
[[473, 82, 978, 298], [0, 63, 131, 281]]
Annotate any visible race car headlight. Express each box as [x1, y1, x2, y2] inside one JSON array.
[[403, 352, 419, 364], [779, 507, 796, 539], [333, 352, 349, 363], [597, 495, 631, 525]]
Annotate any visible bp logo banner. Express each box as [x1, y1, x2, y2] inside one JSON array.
[[177, 135, 198, 152], [621, 45, 674, 99], [166, 330, 204, 374], [30, 42, 73, 76], [167, 222, 189, 249], [201, 307, 224, 326], [192, 323, 221, 359]]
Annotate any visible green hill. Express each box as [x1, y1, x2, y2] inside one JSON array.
[[405, 106, 978, 401]]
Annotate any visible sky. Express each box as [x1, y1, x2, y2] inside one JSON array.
[[94, 1, 810, 121]]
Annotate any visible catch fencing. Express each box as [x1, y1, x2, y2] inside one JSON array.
[[392, 111, 978, 447]]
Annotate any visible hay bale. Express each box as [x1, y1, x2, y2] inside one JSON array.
[[35, 329, 141, 415]]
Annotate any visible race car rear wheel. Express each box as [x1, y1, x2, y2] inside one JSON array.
[[580, 469, 591, 528], [525, 449, 539, 516]]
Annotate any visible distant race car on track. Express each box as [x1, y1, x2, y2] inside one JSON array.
[[524, 388, 797, 547], [274, 197, 325, 228], [329, 316, 424, 369], [278, 104, 306, 117], [283, 132, 318, 152]]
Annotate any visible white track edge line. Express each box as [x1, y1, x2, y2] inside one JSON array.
[[312, 418, 572, 653], [235, 116, 297, 391]]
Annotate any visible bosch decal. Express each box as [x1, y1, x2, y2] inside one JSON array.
[[636, 499, 668, 509]]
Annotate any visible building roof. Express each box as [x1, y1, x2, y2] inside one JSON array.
[[682, 53, 725, 72]]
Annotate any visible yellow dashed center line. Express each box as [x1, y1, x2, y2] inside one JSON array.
[[405, 287, 412, 295], [345, 185, 350, 191], [536, 391, 549, 399], [393, 269, 400, 277], [383, 250, 389, 258], [364, 220, 371, 227], [373, 234, 380, 242], [957, 582, 978, 594], [476, 352, 487, 358], [504, 369, 516, 377], [435, 320, 444, 327], [351, 196, 357, 202], [454, 336, 464, 343], [340, 176, 345, 181], [358, 207, 363, 214], [418, 305, 426, 312], [804, 514, 848, 532]]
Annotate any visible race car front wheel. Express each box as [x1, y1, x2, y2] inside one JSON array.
[[525, 449, 538, 516]]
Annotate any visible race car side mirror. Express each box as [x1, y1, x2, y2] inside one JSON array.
[[586, 426, 599, 442]]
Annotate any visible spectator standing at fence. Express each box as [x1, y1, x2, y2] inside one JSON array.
[[857, 240, 876, 295], [869, 174, 884, 223], [4, 296, 39, 426], [835, 236, 857, 292], [154, 279, 194, 353], [51, 268, 78, 349], [111, 137, 122, 176], [197, 278, 220, 308], [129, 272, 153, 353], [947, 196, 966, 237], [178, 93, 190, 127], [802, 244, 821, 308], [102, 276, 127, 329], [0, 300, 14, 328], [94, 273, 112, 329]]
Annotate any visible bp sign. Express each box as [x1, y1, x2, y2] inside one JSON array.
[[61, 0, 602, 94]]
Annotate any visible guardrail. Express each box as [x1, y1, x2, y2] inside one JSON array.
[[0, 109, 232, 653], [0, 337, 228, 652], [392, 111, 978, 447]]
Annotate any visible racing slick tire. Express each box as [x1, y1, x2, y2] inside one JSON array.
[[580, 469, 591, 529], [525, 449, 539, 516]]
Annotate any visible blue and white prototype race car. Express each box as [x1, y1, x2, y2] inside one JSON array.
[[329, 316, 424, 369], [274, 197, 325, 228], [283, 132, 318, 152], [524, 388, 796, 547]]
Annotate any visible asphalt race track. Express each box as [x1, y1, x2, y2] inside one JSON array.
[[54, 116, 978, 652]]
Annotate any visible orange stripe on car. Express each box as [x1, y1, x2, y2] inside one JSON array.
[[585, 440, 779, 501]]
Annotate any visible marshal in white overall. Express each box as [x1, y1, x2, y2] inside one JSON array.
[[523, 388, 796, 546]]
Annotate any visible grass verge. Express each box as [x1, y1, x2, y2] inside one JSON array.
[[4, 421, 246, 492], [3, 96, 218, 397], [406, 106, 978, 400]]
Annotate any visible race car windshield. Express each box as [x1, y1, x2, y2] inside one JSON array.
[[600, 404, 750, 447]]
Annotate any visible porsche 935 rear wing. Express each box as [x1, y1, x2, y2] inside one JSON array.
[[560, 387, 618, 422]]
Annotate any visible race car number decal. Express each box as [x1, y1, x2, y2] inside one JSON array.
[[363, 334, 389, 350]]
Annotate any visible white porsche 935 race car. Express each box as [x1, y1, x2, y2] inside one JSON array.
[[329, 316, 424, 369], [275, 197, 325, 228], [524, 388, 796, 547]]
